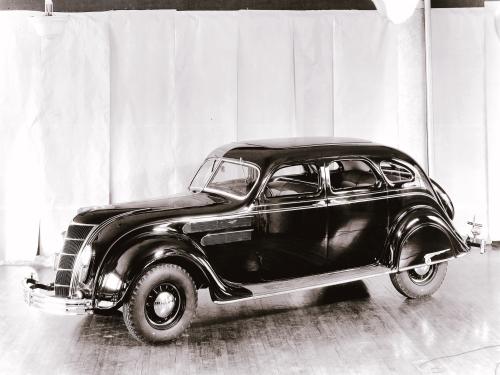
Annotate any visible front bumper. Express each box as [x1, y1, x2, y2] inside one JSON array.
[[23, 277, 93, 315]]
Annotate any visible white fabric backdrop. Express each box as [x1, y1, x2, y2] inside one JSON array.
[[0, 8, 496, 262], [175, 12, 239, 190], [485, 1, 500, 240], [431, 9, 489, 236], [0, 12, 41, 262], [109, 10, 176, 201], [37, 14, 110, 256]]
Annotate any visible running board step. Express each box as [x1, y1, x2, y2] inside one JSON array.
[[245, 265, 391, 300]]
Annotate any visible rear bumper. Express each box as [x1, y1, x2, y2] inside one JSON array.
[[23, 277, 93, 315], [466, 236, 486, 254]]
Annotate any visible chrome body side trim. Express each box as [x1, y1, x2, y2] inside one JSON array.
[[116, 189, 437, 240], [398, 256, 454, 272], [182, 216, 253, 234], [147, 190, 437, 237], [215, 264, 391, 304], [423, 248, 450, 265], [200, 229, 253, 246], [215, 255, 460, 304]]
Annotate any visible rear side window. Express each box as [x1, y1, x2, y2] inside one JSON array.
[[380, 161, 414, 184], [329, 159, 377, 190]]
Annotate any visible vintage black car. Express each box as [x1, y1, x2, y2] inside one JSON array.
[[24, 137, 484, 343]]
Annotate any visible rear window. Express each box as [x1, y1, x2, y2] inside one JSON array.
[[380, 161, 414, 184]]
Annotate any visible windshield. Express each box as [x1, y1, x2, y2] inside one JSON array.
[[189, 158, 259, 199], [190, 158, 219, 192]]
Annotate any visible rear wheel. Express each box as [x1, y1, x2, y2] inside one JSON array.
[[390, 261, 448, 299], [123, 263, 197, 344]]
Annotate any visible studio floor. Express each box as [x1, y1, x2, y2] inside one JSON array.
[[1, 246, 499, 375]]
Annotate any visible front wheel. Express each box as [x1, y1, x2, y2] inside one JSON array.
[[123, 263, 197, 344], [390, 261, 448, 299]]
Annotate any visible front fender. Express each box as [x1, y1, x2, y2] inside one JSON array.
[[92, 231, 250, 311], [383, 205, 469, 270]]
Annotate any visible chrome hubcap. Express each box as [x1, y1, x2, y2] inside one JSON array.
[[153, 292, 176, 318], [408, 264, 436, 285], [414, 265, 430, 276], [145, 282, 185, 330]]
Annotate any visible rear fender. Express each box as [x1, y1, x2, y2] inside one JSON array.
[[383, 205, 468, 270]]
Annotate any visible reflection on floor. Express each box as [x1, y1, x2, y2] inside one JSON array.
[[0, 246, 499, 374]]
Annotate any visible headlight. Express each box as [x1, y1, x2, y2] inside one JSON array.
[[77, 244, 93, 283]]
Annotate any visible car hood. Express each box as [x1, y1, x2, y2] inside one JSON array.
[[73, 192, 234, 225]]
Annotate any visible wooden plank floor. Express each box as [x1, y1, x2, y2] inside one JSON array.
[[0, 246, 499, 374]]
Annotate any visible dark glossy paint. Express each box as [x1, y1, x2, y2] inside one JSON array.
[[63, 137, 469, 311], [324, 158, 388, 271], [251, 160, 329, 281]]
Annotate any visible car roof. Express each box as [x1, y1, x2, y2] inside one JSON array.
[[208, 137, 416, 171], [242, 137, 371, 148]]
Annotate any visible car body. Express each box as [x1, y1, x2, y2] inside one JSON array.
[[23, 137, 484, 342]]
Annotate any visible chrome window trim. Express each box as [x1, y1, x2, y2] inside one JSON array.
[[256, 159, 326, 204], [378, 158, 416, 187], [201, 157, 261, 201], [325, 156, 384, 195], [261, 163, 322, 200], [188, 157, 219, 192], [257, 197, 326, 208]]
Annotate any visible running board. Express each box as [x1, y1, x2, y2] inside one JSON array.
[[215, 264, 391, 304]]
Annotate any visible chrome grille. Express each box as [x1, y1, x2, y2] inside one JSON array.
[[55, 223, 96, 297], [55, 285, 70, 296], [55, 270, 72, 285], [67, 225, 94, 239], [61, 239, 84, 255], [58, 254, 76, 270]]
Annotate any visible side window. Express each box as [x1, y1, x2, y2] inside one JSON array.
[[329, 159, 378, 191], [264, 163, 320, 198], [380, 161, 414, 184]]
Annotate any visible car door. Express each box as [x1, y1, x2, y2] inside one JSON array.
[[253, 161, 329, 281], [325, 158, 388, 271]]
